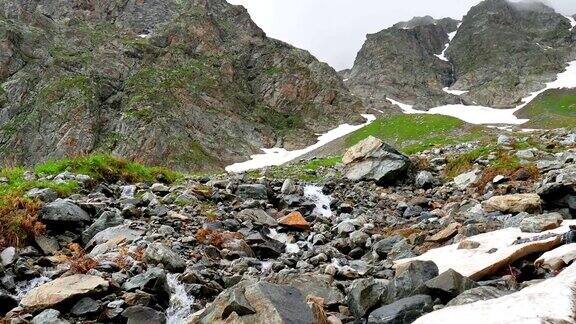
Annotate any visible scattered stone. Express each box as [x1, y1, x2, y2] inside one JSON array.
[[31, 309, 69, 324], [386, 260, 438, 303], [454, 170, 479, 190], [347, 277, 388, 318], [82, 210, 124, 244], [447, 286, 508, 306], [236, 184, 268, 200], [71, 297, 101, 316], [425, 269, 478, 300], [427, 223, 461, 243], [122, 305, 166, 324], [415, 171, 435, 188], [237, 209, 278, 226], [1, 247, 16, 266], [25, 188, 58, 202]]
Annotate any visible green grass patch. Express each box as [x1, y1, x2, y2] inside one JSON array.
[[345, 114, 488, 154], [444, 146, 491, 178], [265, 67, 284, 76], [252, 105, 305, 136], [518, 88, 576, 129], [34, 155, 183, 184], [246, 156, 342, 182]]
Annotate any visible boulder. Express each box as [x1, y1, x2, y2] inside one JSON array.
[[447, 286, 508, 306], [483, 193, 541, 214], [38, 199, 90, 226], [347, 277, 388, 318], [454, 170, 479, 190], [367, 295, 433, 324], [519, 212, 563, 233], [86, 224, 144, 249], [427, 223, 461, 243], [35, 235, 60, 255], [1, 247, 16, 266], [194, 281, 314, 324], [25, 188, 58, 202], [123, 268, 170, 306], [343, 136, 411, 185], [236, 184, 268, 200], [31, 309, 70, 324], [143, 243, 186, 272], [425, 269, 478, 300], [21, 275, 109, 311], [270, 273, 345, 306], [82, 210, 124, 244], [415, 171, 435, 188], [122, 305, 166, 324], [71, 297, 101, 316], [386, 260, 438, 303], [278, 211, 310, 230], [237, 209, 278, 227]]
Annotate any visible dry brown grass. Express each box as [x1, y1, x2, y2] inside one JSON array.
[[67, 243, 98, 274], [0, 196, 45, 248], [195, 228, 244, 248]]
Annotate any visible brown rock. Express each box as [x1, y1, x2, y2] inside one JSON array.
[[427, 223, 461, 243], [278, 211, 310, 230], [483, 194, 541, 214], [21, 275, 109, 311], [458, 240, 481, 250]]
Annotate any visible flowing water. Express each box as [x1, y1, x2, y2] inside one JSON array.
[[166, 274, 195, 324]]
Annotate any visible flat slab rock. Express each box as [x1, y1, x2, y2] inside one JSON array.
[[394, 220, 576, 280], [414, 262, 576, 323], [21, 275, 109, 311]]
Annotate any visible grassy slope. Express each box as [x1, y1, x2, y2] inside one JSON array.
[[345, 114, 490, 154], [517, 88, 576, 129]]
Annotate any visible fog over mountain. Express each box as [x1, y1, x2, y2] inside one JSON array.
[[227, 0, 576, 70]]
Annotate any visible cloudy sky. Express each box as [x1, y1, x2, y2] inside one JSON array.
[[227, 0, 576, 71]]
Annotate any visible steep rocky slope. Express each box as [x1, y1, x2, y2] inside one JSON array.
[[0, 0, 363, 171], [447, 0, 575, 107], [347, 0, 576, 110], [345, 16, 460, 111]]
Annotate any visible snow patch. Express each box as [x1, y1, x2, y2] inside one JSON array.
[[565, 15, 576, 31], [435, 24, 460, 62], [442, 87, 468, 96], [388, 59, 576, 125], [303, 185, 333, 217], [226, 114, 376, 173], [414, 262, 576, 324]]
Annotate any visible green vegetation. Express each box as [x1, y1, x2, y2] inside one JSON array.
[[39, 75, 96, 105], [0, 167, 79, 205], [34, 155, 183, 184], [346, 114, 489, 154], [246, 156, 342, 181], [444, 146, 491, 178], [252, 105, 305, 136], [125, 59, 218, 111], [265, 67, 284, 76], [519, 89, 576, 129]]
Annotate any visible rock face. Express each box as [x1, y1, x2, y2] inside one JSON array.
[[347, 0, 575, 110], [343, 136, 411, 185], [0, 0, 363, 172], [346, 16, 460, 110], [20, 275, 109, 311], [447, 0, 575, 108]]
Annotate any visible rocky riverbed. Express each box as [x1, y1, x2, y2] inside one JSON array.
[[2, 129, 576, 323]]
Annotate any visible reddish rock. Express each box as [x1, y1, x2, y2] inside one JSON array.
[[278, 212, 310, 230]]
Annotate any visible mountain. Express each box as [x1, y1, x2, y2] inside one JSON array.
[[345, 16, 460, 111], [0, 0, 363, 171], [347, 0, 576, 110]]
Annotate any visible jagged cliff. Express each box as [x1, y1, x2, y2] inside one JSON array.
[[0, 0, 363, 171]]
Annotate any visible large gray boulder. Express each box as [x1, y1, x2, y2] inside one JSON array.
[[425, 269, 478, 301], [343, 136, 411, 185], [193, 281, 314, 324], [143, 243, 186, 272], [347, 277, 389, 318], [81, 210, 124, 244], [367, 295, 433, 324], [519, 212, 564, 233], [386, 260, 438, 303], [38, 199, 90, 226]]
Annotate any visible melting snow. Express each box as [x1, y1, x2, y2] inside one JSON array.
[[166, 274, 195, 324], [226, 114, 376, 173], [442, 87, 468, 96], [388, 59, 576, 125], [303, 185, 333, 217], [435, 24, 460, 62], [565, 15, 576, 31], [414, 261, 576, 324]]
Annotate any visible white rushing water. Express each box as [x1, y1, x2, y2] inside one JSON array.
[[166, 274, 195, 324], [303, 185, 333, 217], [14, 276, 51, 299], [226, 114, 376, 173], [388, 59, 576, 125]]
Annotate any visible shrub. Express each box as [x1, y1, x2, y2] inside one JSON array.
[[0, 197, 45, 248]]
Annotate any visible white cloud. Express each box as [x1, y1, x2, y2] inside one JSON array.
[[227, 0, 576, 70]]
